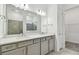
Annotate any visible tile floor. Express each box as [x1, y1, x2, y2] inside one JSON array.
[[65, 41, 79, 52], [49, 48, 79, 55]]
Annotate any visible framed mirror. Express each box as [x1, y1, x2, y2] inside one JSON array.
[[6, 4, 23, 35], [25, 14, 41, 33]]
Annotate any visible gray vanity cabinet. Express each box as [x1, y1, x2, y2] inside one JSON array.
[[0, 35, 55, 55], [27, 43, 40, 55], [41, 38, 48, 55], [2, 47, 26, 55]]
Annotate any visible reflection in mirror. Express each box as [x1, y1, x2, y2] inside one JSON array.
[[8, 20, 23, 35], [26, 14, 41, 32], [26, 23, 37, 31]]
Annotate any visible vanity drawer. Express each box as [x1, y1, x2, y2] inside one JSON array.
[[1, 44, 17, 52], [34, 38, 40, 43], [41, 37, 46, 42], [46, 36, 52, 40], [18, 40, 33, 47]]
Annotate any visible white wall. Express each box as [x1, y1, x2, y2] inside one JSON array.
[[29, 4, 48, 14], [47, 5, 57, 34], [0, 4, 6, 38], [63, 4, 79, 11], [47, 5, 65, 51], [64, 4, 79, 43], [47, 5, 58, 51], [0, 4, 6, 16]]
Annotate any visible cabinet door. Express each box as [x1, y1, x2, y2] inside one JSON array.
[[27, 43, 40, 55], [41, 40, 48, 55], [2, 47, 26, 55], [49, 39, 55, 51]]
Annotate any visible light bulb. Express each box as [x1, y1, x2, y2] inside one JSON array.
[[36, 9, 46, 16], [41, 11, 46, 16], [19, 4, 24, 9], [24, 4, 29, 10]]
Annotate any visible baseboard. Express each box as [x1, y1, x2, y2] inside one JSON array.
[[46, 50, 55, 55], [59, 48, 63, 51]]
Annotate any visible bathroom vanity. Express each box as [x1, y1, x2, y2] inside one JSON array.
[[0, 34, 55, 55]]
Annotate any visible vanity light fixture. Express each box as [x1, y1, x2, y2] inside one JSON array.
[[19, 4, 25, 9], [12, 4, 46, 16], [24, 4, 29, 10], [36, 9, 46, 16], [12, 4, 29, 10], [12, 4, 20, 8], [41, 11, 46, 16]]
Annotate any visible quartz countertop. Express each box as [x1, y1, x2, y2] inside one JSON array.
[[0, 34, 55, 45]]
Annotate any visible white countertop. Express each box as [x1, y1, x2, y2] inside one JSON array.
[[0, 34, 55, 45]]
